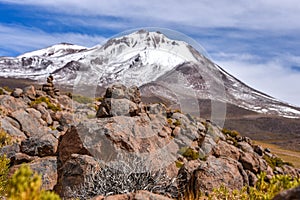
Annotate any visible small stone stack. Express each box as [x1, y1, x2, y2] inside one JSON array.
[[42, 75, 60, 97]]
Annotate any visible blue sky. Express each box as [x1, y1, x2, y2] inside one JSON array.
[[0, 0, 300, 106]]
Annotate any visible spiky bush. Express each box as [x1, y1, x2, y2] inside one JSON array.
[[69, 157, 179, 199], [6, 165, 60, 200]]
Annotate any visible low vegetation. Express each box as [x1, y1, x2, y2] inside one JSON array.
[[0, 127, 59, 199], [72, 94, 94, 104], [263, 154, 293, 169], [173, 119, 182, 126], [0, 127, 11, 147], [2, 86, 13, 93], [6, 165, 60, 200], [70, 159, 178, 199], [222, 128, 240, 138], [0, 155, 9, 196], [178, 147, 199, 160], [254, 140, 300, 168], [30, 96, 61, 112], [206, 172, 300, 200]]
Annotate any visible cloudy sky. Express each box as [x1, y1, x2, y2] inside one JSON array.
[[0, 0, 300, 106]]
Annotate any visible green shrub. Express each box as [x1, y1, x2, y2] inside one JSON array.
[[206, 172, 300, 200], [95, 97, 104, 102], [173, 119, 181, 127], [30, 96, 61, 112], [72, 94, 94, 104], [167, 118, 173, 125], [0, 128, 11, 147], [175, 160, 184, 168], [0, 155, 10, 196], [178, 147, 199, 160], [174, 109, 182, 113], [263, 154, 290, 169], [3, 86, 13, 93], [0, 88, 3, 95], [6, 165, 60, 200], [222, 128, 240, 138]]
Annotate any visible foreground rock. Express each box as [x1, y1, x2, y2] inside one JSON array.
[[1, 83, 300, 199], [273, 186, 300, 200], [92, 190, 173, 200]]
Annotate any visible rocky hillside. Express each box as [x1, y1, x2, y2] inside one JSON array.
[[0, 79, 299, 199]]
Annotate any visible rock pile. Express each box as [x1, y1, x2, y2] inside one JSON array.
[[42, 75, 60, 97], [0, 84, 299, 199], [0, 84, 75, 190]]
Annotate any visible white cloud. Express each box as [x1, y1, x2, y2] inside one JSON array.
[[0, 24, 106, 55], [214, 54, 300, 106], [2, 0, 300, 31]]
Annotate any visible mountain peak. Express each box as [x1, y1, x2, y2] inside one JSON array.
[[1, 30, 300, 118]]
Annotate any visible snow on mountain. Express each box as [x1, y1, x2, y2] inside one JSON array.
[[17, 43, 87, 58], [0, 30, 299, 118]]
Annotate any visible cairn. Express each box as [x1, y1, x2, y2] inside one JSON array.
[[42, 75, 60, 97]]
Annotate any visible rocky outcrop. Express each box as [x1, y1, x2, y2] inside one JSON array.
[[96, 84, 141, 118], [0, 82, 73, 195], [1, 84, 300, 199]]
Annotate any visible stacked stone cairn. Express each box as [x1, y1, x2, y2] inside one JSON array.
[[42, 75, 60, 97]]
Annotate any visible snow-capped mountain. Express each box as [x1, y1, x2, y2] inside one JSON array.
[[1, 30, 300, 119]]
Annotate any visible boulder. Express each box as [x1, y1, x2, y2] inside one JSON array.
[[97, 98, 139, 118], [253, 144, 264, 156], [239, 152, 260, 173], [35, 104, 53, 125], [184, 156, 248, 195], [237, 141, 253, 153], [92, 190, 173, 200], [10, 109, 48, 137], [11, 88, 23, 98], [20, 133, 58, 157], [0, 143, 20, 160], [11, 156, 57, 191], [56, 154, 100, 198], [29, 157, 57, 190], [146, 103, 167, 116], [273, 186, 300, 200], [134, 190, 173, 200], [0, 117, 26, 142], [0, 95, 27, 113], [104, 84, 141, 104], [246, 170, 258, 186], [57, 126, 91, 164], [23, 85, 36, 100], [212, 140, 240, 160]]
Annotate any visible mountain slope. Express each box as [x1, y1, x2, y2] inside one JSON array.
[[0, 30, 300, 119]]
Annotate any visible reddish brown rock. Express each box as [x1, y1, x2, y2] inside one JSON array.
[[212, 140, 240, 160], [20, 133, 58, 157], [57, 126, 91, 164], [185, 156, 248, 195], [56, 154, 100, 198], [11, 157, 57, 190], [239, 152, 260, 173], [0, 95, 27, 113], [10, 109, 48, 137]]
